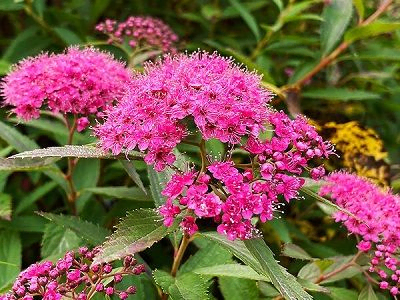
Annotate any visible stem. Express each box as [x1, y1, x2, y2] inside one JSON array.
[[64, 115, 79, 215], [199, 139, 207, 174], [171, 234, 191, 277], [314, 251, 362, 284]]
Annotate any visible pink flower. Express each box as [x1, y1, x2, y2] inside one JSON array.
[[180, 216, 199, 235], [1, 47, 131, 125], [96, 16, 178, 54]]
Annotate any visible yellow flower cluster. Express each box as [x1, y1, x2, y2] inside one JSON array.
[[323, 121, 389, 186]]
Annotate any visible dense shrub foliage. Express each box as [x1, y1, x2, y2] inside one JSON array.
[[0, 0, 399, 299]]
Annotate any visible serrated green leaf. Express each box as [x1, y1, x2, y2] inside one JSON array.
[[147, 165, 168, 207], [39, 212, 109, 245], [282, 243, 313, 260], [0, 194, 12, 220], [15, 181, 57, 214], [0, 157, 59, 171], [228, 0, 260, 40], [153, 269, 175, 293], [120, 160, 147, 194], [358, 284, 378, 300], [41, 223, 82, 258], [93, 209, 179, 264], [194, 264, 270, 281], [345, 22, 400, 43], [83, 186, 151, 201], [302, 88, 380, 101], [169, 273, 209, 300], [321, 0, 352, 55], [244, 238, 312, 300], [219, 277, 258, 300], [0, 230, 21, 290], [201, 233, 311, 300]]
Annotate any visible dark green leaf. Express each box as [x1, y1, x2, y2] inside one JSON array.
[[153, 269, 175, 293], [15, 182, 57, 214], [329, 287, 358, 300], [54, 27, 82, 45], [0, 0, 24, 11], [93, 209, 179, 264], [0, 194, 12, 221], [0, 120, 38, 152], [302, 88, 380, 101], [228, 0, 260, 40], [321, 0, 353, 55], [39, 212, 109, 245], [41, 223, 81, 258], [219, 277, 258, 300], [168, 273, 209, 300], [0, 215, 48, 232], [0, 230, 21, 290], [120, 160, 147, 194], [147, 165, 168, 207], [83, 186, 151, 201], [0, 157, 59, 171]]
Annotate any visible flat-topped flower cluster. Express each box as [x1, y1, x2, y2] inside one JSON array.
[[96, 51, 333, 239], [0, 247, 143, 300], [1, 47, 131, 131], [320, 172, 400, 295]]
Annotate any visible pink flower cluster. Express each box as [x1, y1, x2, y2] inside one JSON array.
[[0, 247, 143, 300], [320, 172, 400, 295], [96, 51, 270, 170], [1, 47, 131, 131], [160, 111, 333, 240], [95, 16, 178, 53]]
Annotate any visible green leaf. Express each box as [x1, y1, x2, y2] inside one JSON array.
[[228, 0, 260, 40], [0, 0, 24, 11], [352, 0, 364, 20], [0, 194, 12, 221], [321, 0, 353, 55], [193, 264, 270, 281], [329, 287, 358, 300], [0, 157, 59, 171], [0, 120, 38, 152], [345, 22, 400, 43], [0, 60, 11, 75], [296, 278, 329, 293], [358, 284, 378, 300], [147, 165, 168, 207], [39, 212, 109, 245], [93, 209, 179, 264], [90, 0, 111, 22], [0, 216, 48, 232], [201, 233, 311, 300], [302, 88, 380, 101], [168, 273, 209, 300], [179, 241, 232, 275], [73, 158, 100, 212], [272, 0, 283, 11], [153, 269, 175, 293], [0, 230, 21, 290], [83, 186, 151, 201], [282, 243, 313, 260], [319, 256, 364, 284], [219, 277, 258, 300], [120, 160, 147, 194], [244, 238, 312, 300], [15, 181, 57, 214], [41, 223, 82, 258], [54, 27, 82, 45], [9, 145, 143, 160]]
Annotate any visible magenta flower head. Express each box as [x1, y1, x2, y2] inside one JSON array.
[[95, 50, 270, 170], [1, 47, 132, 131], [95, 16, 178, 53], [320, 172, 400, 294]]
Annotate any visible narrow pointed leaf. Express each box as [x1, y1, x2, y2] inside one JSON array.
[[121, 160, 147, 194]]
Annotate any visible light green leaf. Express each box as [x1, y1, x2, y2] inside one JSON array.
[[345, 22, 400, 43], [296, 278, 330, 293], [41, 223, 82, 258], [321, 0, 353, 55], [120, 160, 147, 194], [39, 212, 109, 245], [0, 194, 12, 220], [15, 181, 57, 214], [329, 287, 358, 300], [193, 264, 270, 281], [93, 209, 179, 264], [219, 277, 258, 300], [228, 0, 260, 40], [302, 88, 380, 101], [244, 238, 312, 300], [0, 60, 11, 75], [83, 186, 151, 201], [352, 0, 364, 20], [0, 231, 21, 290], [272, 0, 283, 11], [282, 243, 313, 260], [358, 284, 378, 300], [9, 145, 143, 160], [0, 157, 59, 171], [169, 273, 209, 300]]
